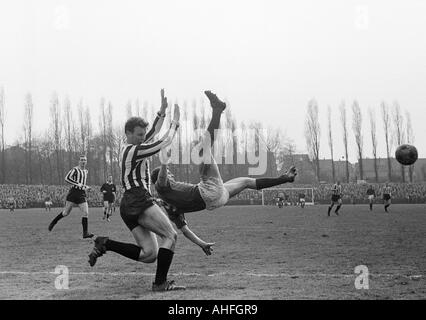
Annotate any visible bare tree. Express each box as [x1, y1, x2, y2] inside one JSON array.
[[0, 86, 5, 183], [405, 110, 414, 182], [107, 101, 114, 180], [126, 100, 132, 119], [63, 96, 73, 170], [50, 92, 62, 184], [99, 97, 108, 181], [305, 99, 321, 182], [23, 92, 34, 184], [327, 106, 336, 182], [381, 102, 392, 182], [352, 100, 364, 180], [368, 107, 379, 182], [339, 101, 350, 182], [392, 101, 405, 182], [78, 99, 86, 154]]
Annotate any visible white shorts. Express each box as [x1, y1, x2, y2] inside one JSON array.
[[368, 195, 374, 201], [300, 199, 305, 203], [198, 176, 230, 211], [45, 201, 52, 206]]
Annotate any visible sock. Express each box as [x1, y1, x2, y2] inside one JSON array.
[[335, 205, 341, 213], [103, 209, 107, 216], [51, 212, 64, 225], [154, 248, 174, 285], [385, 204, 390, 211], [370, 203, 373, 210], [327, 206, 332, 216], [255, 176, 291, 190], [105, 239, 141, 261], [206, 110, 223, 147], [82, 217, 89, 234]]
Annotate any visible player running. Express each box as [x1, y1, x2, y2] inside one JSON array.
[[8, 197, 16, 213], [327, 182, 342, 216], [88, 89, 186, 292], [45, 196, 53, 212], [276, 192, 285, 208], [382, 184, 392, 212], [100, 175, 116, 222], [366, 185, 376, 211], [48, 155, 94, 239], [298, 192, 306, 208], [150, 92, 297, 254]]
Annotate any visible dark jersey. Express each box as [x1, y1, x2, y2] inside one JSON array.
[[156, 199, 187, 229], [155, 179, 206, 216], [366, 188, 375, 196], [100, 183, 116, 196], [299, 193, 306, 199]]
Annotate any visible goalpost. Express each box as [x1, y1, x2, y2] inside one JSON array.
[[261, 187, 315, 206]]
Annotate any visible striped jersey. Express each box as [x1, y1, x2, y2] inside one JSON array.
[[331, 184, 342, 196], [121, 120, 179, 191], [65, 166, 88, 190], [383, 186, 392, 195]]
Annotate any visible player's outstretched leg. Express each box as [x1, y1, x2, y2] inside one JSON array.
[[327, 204, 334, 216], [224, 166, 297, 198], [48, 202, 72, 231], [335, 203, 342, 215]]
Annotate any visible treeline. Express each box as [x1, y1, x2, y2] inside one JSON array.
[[305, 99, 415, 183], [0, 87, 290, 186]]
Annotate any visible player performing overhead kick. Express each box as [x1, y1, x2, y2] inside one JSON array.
[[150, 91, 297, 255]]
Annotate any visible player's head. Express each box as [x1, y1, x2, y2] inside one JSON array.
[[337, 181, 341, 185], [79, 155, 87, 167], [125, 117, 149, 145], [107, 175, 113, 183], [151, 166, 174, 185]]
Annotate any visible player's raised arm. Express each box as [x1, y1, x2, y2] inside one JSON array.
[[134, 104, 180, 159], [145, 88, 168, 143]]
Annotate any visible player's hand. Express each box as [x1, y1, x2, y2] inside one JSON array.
[[285, 166, 297, 182], [201, 242, 215, 256], [84, 186, 91, 191], [159, 88, 168, 115], [102, 190, 107, 193], [172, 104, 180, 123]]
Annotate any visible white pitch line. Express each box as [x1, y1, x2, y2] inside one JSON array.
[[0, 271, 424, 279]]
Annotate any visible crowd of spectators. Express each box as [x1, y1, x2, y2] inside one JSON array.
[[0, 184, 124, 209], [1, 182, 425, 209]]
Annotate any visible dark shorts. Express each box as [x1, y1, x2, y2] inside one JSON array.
[[383, 194, 391, 201], [66, 189, 87, 205], [120, 187, 155, 231], [103, 194, 115, 203], [331, 195, 341, 202]]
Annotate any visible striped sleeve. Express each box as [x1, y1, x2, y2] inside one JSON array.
[[134, 121, 179, 160], [145, 113, 165, 143], [65, 168, 80, 187]]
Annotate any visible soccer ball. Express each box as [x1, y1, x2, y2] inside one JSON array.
[[395, 144, 418, 166]]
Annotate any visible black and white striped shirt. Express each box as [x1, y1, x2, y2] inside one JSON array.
[[332, 184, 342, 196], [65, 167, 88, 190], [121, 120, 179, 191]]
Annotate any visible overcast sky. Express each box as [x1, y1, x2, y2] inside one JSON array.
[[0, 0, 425, 163]]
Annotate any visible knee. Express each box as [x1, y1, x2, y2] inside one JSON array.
[[139, 250, 157, 263]]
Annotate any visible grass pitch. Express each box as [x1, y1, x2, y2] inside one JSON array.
[[0, 204, 425, 299]]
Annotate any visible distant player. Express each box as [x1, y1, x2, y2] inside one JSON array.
[[327, 182, 342, 216], [8, 197, 16, 213], [100, 175, 116, 222], [298, 192, 306, 208], [276, 192, 285, 208], [48, 155, 94, 239], [366, 185, 376, 211], [382, 184, 392, 212], [45, 196, 53, 212]]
